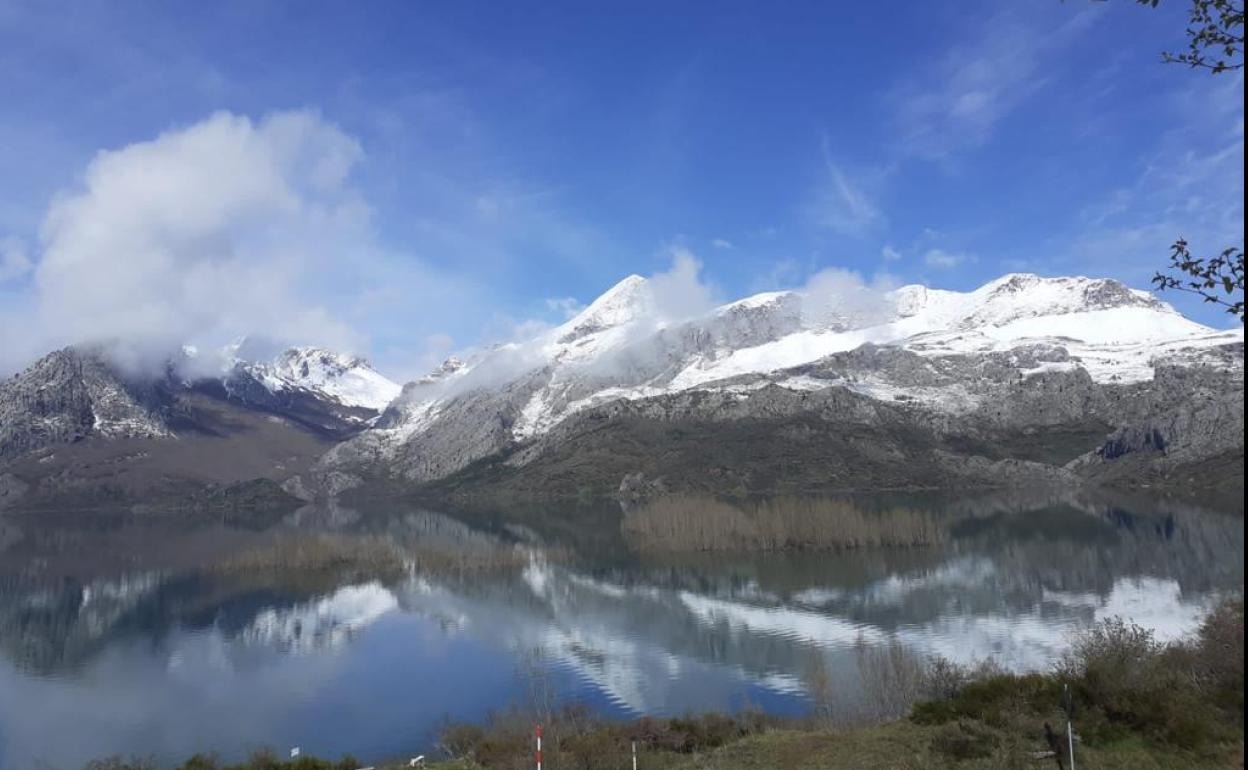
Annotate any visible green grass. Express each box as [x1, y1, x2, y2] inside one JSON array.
[[86, 715, 1243, 770]]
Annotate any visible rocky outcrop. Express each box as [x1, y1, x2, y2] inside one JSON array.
[[0, 345, 170, 464], [1068, 363, 1245, 492]]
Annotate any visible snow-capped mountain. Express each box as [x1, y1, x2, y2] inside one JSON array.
[[2, 272, 1242, 509], [227, 347, 400, 413], [0, 342, 400, 509], [211, 344, 401, 436], [315, 272, 1241, 498]]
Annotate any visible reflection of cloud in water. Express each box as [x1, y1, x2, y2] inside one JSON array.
[[679, 592, 885, 647], [1042, 577, 1219, 642], [791, 556, 997, 607], [394, 557, 1229, 711], [241, 582, 399, 653]]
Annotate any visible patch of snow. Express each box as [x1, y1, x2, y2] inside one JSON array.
[[240, 347, 401, 411]]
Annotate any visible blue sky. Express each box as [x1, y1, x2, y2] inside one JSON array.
[[0, 0, 1243, 378]]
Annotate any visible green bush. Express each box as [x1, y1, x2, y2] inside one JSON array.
[[84, 758, 156, 770], [1194, 598, 1245, 716], [912, 598, 1245, 753], [181, 756, 220, 770], [911, 673, 1059, 728], [1059, 616, 1233, 749], [929, 719, 1000, 760]]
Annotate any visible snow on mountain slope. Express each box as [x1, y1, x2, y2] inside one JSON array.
[[233, 347, 401, 411], [349, 272, 1243, 464]]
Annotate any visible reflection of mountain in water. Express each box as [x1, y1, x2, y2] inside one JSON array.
[[0, 491, 1242, 714]]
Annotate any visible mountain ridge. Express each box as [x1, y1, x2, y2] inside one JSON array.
[[1, 272, 1242, 509], [305, 272, 1240, 501]]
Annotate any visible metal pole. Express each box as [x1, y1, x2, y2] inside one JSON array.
[[1064, 684, 1076, 770], [632, 739, 637, 770], [535, 724, 543, 770]]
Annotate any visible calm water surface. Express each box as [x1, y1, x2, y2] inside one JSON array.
[[0, 489, 1242, 769]]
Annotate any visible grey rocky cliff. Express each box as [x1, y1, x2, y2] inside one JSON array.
[[350, 337, 1243, 502], [0, 345, 170, 464]]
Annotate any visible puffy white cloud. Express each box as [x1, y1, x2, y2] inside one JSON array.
[[800, 267, 898, 329], [21, 111, 366, 371], [649, 246, 718, 322], [0, 110, 502, 379]]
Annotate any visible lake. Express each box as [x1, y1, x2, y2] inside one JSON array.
[[0, 488, 1242, 769]]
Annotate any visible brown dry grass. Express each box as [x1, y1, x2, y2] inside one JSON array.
[[212, 533, 539, 579], [622, 496, 946, 552]]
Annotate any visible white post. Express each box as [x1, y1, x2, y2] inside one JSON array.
[[632, 739, 637, 770]]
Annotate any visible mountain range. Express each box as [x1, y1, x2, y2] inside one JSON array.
[[1, 273, 1243, 510]]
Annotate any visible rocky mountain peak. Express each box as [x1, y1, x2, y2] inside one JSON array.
[[230, 346, 400, 412], [0, 345, 171, 463], [558, 274, 655, 342]]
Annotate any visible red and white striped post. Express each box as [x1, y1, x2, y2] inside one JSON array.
[[535, 724, 543, 770]]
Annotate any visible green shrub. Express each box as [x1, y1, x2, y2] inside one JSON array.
[[929, 719, 1000, 761], [1194, 598, 1245, 716], [907, 608, 1245, 753], [911, 673, 1058, 728], [181, 755, 220, 770], [1057, 616, 1232, 748], [439, 722, 486, 759], [84, 758, 156, 770]]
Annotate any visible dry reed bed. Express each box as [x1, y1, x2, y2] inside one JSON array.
[[213, 533, 540, 577], [622, 496, 947, 552]]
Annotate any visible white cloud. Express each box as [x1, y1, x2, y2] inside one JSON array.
[[891, 6, 1100, 158], [544, 296, 585, 320], [810, 134, 884, 236], [812, 166, 882, 236], [1068, 72, 1244, 304], [0, 236, 31, 282], [19, 111, 366, 372], [711, 238, 733, 250], [649, 246, 718, 322], [924, 248, 973, 269], [881, 244, 903, 262], [0, 110, 499, 378], [749, 256, 804, 294], [800, 267, 898, 329]]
